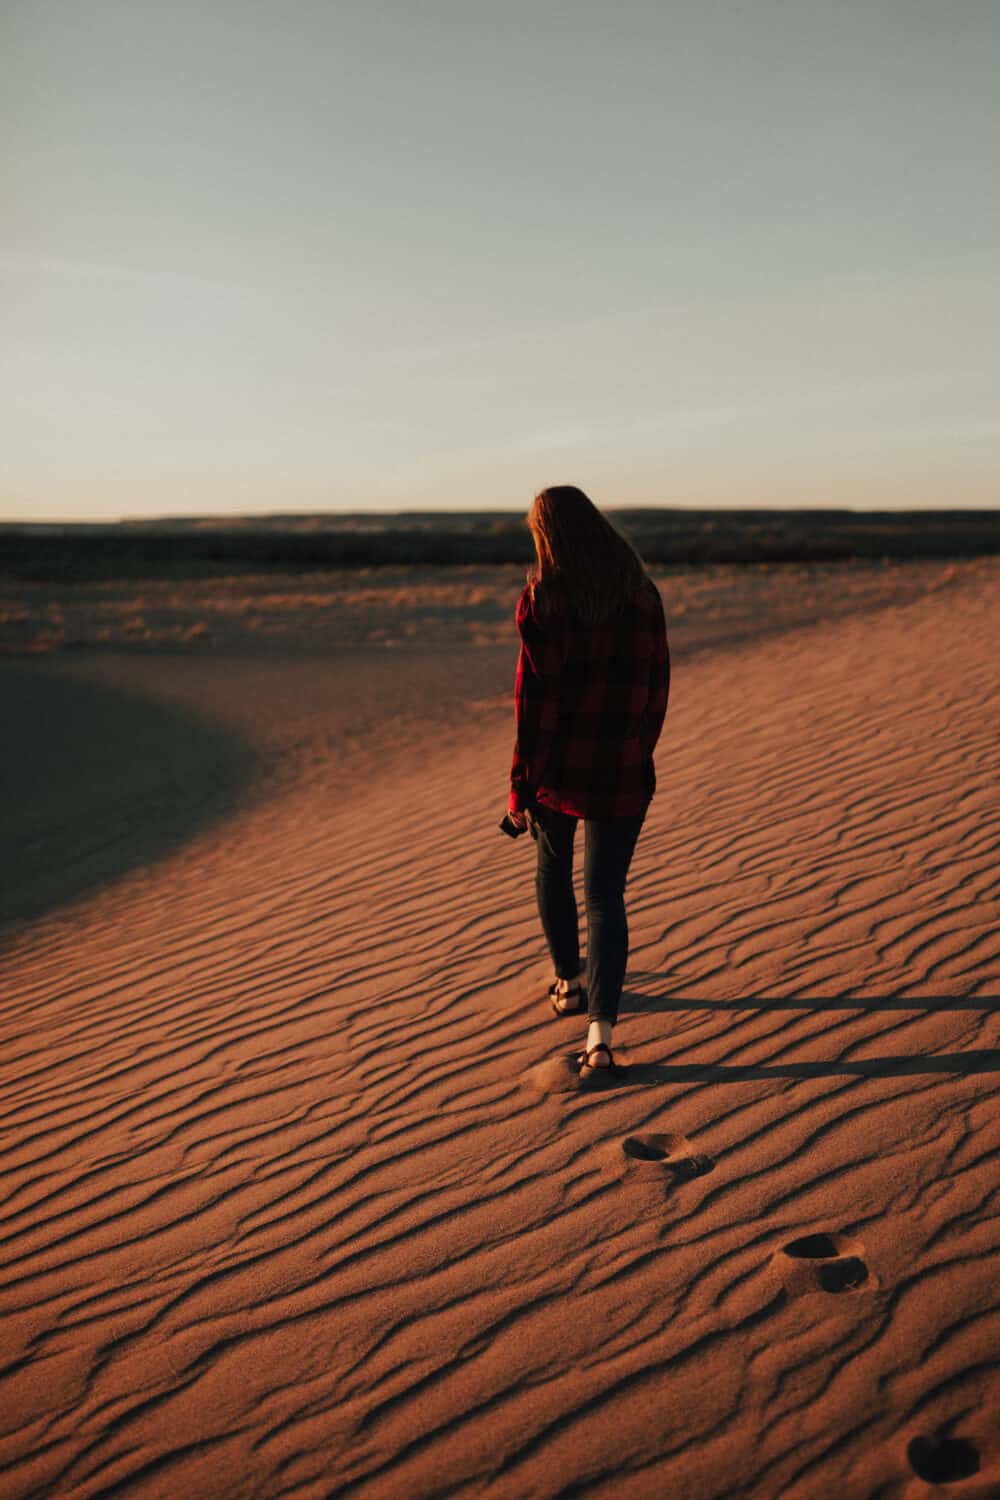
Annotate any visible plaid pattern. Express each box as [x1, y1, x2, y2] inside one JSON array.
[[509, 575, 670, 820]]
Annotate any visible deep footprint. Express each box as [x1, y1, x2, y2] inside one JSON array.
[[622, 1132, 716, 1180], [907, 1434, 980, 1485], [785, 1233, 845, 1259], [773, 1231, 873, 1297], [818, 1256, 869, 1293]]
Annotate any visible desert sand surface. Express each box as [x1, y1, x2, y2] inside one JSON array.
[[1, 559, 999, 1499]]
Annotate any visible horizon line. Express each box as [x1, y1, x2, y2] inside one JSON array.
[[3, 501, 999, 528]]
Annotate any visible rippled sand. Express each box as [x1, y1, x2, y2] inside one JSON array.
[[1, 560, 998, 1498]]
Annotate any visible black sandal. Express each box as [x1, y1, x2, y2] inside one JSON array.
[[577, 1043, 620, 1080], [549, 981, 586, 1017]]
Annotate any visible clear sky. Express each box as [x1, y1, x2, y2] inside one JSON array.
[[3, 0, 998, 521]]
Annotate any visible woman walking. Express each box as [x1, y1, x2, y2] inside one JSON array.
[[506, 486, 670, 1080]]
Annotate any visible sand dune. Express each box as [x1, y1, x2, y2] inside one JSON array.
[[1, 563, 999, 1498]]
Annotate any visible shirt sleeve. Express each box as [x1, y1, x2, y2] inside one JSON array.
[[509, 585, 568, 814], [641, 582, 670, 759]]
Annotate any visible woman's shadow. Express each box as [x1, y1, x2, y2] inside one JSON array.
[[617, 977, 1000, 1084], [1, 661, 257, 934]]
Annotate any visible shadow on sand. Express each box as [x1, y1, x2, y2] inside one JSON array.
[[616, 982, 1000, 1083], [1, 661, 258, 934], [623, 984, 1000, 1016], [618, 1050, 1000, 1086]]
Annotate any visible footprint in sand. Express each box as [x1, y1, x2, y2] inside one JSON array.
[[771, 1231, 875, 1297], [905, 1433, 999, 1498], [907, 1433, 982, 1489], [621, 1132, 716, 1182]]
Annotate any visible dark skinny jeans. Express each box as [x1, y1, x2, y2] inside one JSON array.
[[530, 803, 646, 1025]]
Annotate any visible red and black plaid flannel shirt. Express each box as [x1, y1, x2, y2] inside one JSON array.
[[509, 575, 670, 821]]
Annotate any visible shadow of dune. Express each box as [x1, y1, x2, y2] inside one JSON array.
[[1, 661, 258, 934], [622, 987, 1000, 1015], [623, 1050, 1000, 1086]]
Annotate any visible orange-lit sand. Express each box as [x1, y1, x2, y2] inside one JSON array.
[[1, 560, 998, 1498]]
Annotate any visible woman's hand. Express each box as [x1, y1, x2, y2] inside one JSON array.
[[508, 808, 528, 832]]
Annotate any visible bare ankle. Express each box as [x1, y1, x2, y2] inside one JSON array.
[[586, 1018, 613, 1052]]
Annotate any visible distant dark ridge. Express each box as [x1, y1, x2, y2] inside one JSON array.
[[0, 522, 534, 580], [1, 510, 997, 581]]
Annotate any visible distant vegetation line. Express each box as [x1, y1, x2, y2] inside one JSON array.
[[1, 510, 997, 581]]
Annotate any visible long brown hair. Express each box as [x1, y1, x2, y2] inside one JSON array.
[[527, 485, 647, 625]]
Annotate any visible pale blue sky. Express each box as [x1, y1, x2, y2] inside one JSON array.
[[3, 0, 998, 520]]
